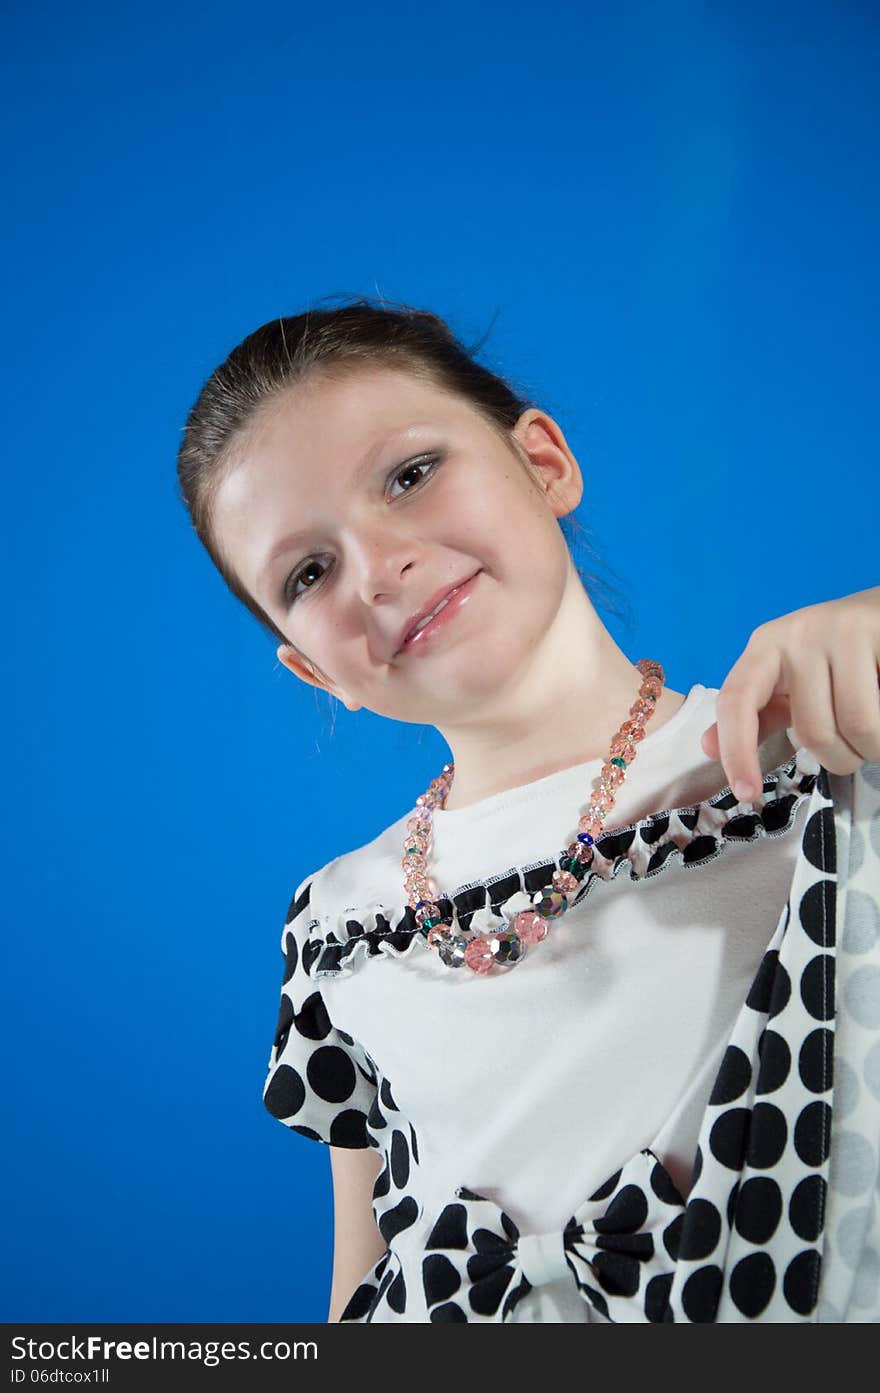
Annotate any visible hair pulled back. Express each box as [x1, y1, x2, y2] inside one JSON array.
[[175, 292, 625, 653]]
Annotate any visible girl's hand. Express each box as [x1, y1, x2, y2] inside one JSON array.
[[700, 585, 880, 802]]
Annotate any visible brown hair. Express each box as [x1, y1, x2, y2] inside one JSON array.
[[175, 292, 631, 663]]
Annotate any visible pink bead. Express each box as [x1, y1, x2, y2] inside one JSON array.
[[601, 762, 626, 788], [619, 719, 646, 743], [578, 814, 604, 838], [512, 910, 549, 944], [552, 869, 578, 894], [592, 787, 615, 812], [464, 937, 496, 973]]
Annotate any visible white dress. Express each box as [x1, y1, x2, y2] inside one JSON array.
[[262, 684, 880, 1322]]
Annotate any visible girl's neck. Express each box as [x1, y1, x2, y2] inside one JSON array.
[[435, 583, 686, 813]]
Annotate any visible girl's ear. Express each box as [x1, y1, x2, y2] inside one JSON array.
[[275, 644, 362, 712]]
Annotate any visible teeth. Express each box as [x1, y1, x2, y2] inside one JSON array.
[[408, 586, 461, 640]]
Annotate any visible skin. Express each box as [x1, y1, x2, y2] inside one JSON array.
[[210, 364, 689, 810]]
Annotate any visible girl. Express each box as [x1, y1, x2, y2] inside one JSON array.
[[176, 297, 880, 1323]]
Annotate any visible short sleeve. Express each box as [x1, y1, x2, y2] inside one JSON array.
[[262, 870, 379, 1149]]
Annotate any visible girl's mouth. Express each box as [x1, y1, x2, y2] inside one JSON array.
[[398, 570, 482, 655]]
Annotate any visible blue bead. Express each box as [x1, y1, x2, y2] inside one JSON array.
[[577, 833, 594, 846]]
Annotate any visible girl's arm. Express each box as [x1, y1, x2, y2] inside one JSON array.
[[326, 1145, 387, 1322]]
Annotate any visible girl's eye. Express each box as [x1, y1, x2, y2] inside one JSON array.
[[387, 453, 439, 498], [282, 453, 441, 606]]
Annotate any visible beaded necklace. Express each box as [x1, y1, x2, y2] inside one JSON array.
[[403, 658, 665, 974]]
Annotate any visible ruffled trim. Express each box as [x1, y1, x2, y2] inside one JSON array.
[[307, 746, 822, 980]]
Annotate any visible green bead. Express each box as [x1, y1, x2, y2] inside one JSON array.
[[610, 756, 627, 768], [564, 857, 590, 877]]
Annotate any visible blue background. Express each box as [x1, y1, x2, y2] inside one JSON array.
[[3, 0, 877, 1322]]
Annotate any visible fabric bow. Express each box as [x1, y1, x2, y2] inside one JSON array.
[[422, 1148, 687, 1322]]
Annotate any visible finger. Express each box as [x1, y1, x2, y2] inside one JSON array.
[[715, 641, 785, 802], [828, 640, 880, 764], [701, 691, 793, 765], [786, 650, 866, 774]]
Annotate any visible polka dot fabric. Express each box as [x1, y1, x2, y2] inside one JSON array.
[[262, 748, 880, 1321], [813, 759, 880, 1321], [662, 764, 839, 1321]]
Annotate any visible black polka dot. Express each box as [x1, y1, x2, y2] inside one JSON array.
[[294, 991, 333, 1041], [768, 961, 792, 1019], [799, 878, 836, 947], [678, 1199, 721, 1261], [681, 1264, 723, 1322], [593, 1184, 648, 1235], [729, 1252, 776, 1317], [651, 1159, 685, 1206], [291, 1124, 322, 1142], [339, 1282, 378, 1320], [470, 1264, 515, 1316], [373, 1161, 390, 1198], [800, 954, 834, 1021], [794, 1100, 831, 1166], [734, 1177, 782, 1244], [426, 1202, 468, 1250], [588, 1167, 622, 1202], [690, 1144, 703, 1187], [798, 1028, 834, 1093], [371, 1265, 396, 1314], [709, 1108, 750, 1170], [263, 1064, 305, 1120], [783, 1249, 821, 1314], [756, 1029, 791, 1095], [367, 1094, 387, 1132], [282, 928, 299, 983], [410, 1124, 420, 1165], [578, 1280, 609, 1320], [429, 1301, 468, 1322], [645, 1271, 673, 1322], [379, 1195, 420, 1244], [663, 1213, 684, 1261], [307, 1045, 356, 1103], [273, 994, 294, 1054], [390, 1129, 410, 1189], [592, 1250, 641, 1298], [747, 950, 779, 1014], [301, 938, 322, 976], [709, 1046, 752, 1105], [387, 1268, 407, 1313], [802, 806, 836, 874], [726, 1181, 740, 1229], [380, 1076, 399, 1112], [789, 1175, 827, 1242], [747, 1102, 788, 1169], [423, 1253, 461, 1304], [683, 834, 719, 865], [329, 1108, 369, 1148]]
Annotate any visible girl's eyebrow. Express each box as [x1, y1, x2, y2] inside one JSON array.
[[256, 422, 436, 589]]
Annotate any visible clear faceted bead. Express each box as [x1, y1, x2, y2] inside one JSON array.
[[532, 888, 568, 919], [437, 934, 468, 968], [487, 929, 523, 965]]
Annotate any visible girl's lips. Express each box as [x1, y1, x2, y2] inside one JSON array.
[[398, 570, 482, 655]]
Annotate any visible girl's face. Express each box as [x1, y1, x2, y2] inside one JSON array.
[[210, 365, 584, 726]]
